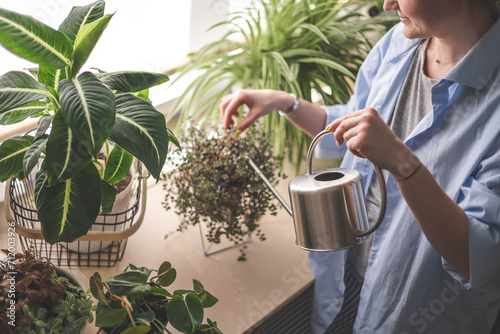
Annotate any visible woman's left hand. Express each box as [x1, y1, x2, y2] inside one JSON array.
[[326, 107, 420, 180]]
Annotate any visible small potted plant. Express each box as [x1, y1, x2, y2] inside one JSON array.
[[0, 1, 178, 245], [162, 125, 285, 261], [90, 262, 222, 334], [0, 249, 94, 334]]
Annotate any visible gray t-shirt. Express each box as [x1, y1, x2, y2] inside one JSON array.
[[348, 39, 438, 283]]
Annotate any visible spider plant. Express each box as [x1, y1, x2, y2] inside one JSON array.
[[169, 0, 397, 170]]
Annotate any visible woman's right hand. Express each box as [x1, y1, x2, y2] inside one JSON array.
[[220, 89, 295, 131]]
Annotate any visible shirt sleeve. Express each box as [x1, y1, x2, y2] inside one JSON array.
[[443, 139, 500, 289]]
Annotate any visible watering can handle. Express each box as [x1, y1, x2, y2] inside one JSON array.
[[307, 130, 387, 238]]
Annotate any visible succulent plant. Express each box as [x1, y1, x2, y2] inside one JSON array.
[[162, 125, 285, 261], [0, 250, 93, 334]]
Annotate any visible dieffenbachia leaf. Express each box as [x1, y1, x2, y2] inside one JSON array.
[[71, 14, 113, 77], [100, 71, 169, 92], [58, 1, 105, 43], [103, 144, 133, 185], [99, 179, 117, 214], [0, 8, 73, 68], [58, 71, 115, 158], [0, 135, 33, 182], [0, 71, 50, 113], [36, 161, 101, 243], [38, 65, 66, 92], [111, 94, 169, 179], [166, 293, 204, 333], [34, 115, 52, 141], [23, 135, 48, 178], [45, 111, 92, 185], [0, 101, 47, 125]]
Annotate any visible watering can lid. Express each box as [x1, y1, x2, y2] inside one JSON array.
[[289, 167, 362, 190]]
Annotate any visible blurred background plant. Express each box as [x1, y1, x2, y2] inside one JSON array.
[[168, 0, 398, 171]]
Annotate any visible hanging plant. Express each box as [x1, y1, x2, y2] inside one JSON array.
[[162, 125, 285, 261]]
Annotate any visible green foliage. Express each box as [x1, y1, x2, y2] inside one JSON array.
[[0, 1, 178, 243], [162, 125, 285, 261], [0, 250, 93, 334], [90, 262, 222, 334], [170, 0, 397, 170]]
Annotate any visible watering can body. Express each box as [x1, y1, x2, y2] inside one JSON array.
[[288, 130, 387, 251], [248, 130, 387, 252], [289, 168, 372, 251]]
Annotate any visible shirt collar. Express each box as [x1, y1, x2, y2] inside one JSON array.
[[443, 17, 500, 89]]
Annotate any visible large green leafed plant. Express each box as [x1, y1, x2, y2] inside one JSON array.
[[0, 1, 178, 243], [170, 0, 396, 169]]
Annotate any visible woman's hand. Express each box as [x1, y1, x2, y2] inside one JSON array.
[[326, 107, 420, 180], [220, 89, 294, 131]]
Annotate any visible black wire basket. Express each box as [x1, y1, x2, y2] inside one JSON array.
[[5, 162, 147, 267]]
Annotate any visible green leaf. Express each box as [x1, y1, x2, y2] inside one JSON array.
[[297, 57, 355, 79], [58, 1, 105, 42], [121, 325, 151, 334], [111, 94, 169, 179], [167, 293, 204, 334], [200, 291, 218, 308], [0, 101, 46, 125], [35, 115, 52, 141], [35, 161, 101, 243], [150, 286, 172, 297], [0, 135, 33, 181], [300, 23, 330, 45], [134, 311, 155, 326], [23, 135, 47, 177], [100, 179, 117, 214], [101, 71, 169, 92], [103, 145, 133, 184], [105, 271, 150, 298], [0, 71, 50, 113], [45, 111, 92, 185], [89, 272, 110, 308], [167, 128, 180, 149], [156, 267, 176, 287], [95, 306, 128, 328], [62, 316, 88, 334], [158, 261, 172, 275], [71, 14, 113, 77], [38, 65, 66, 91], [0, 8, 73, 68], [58, 71, 115, 158]]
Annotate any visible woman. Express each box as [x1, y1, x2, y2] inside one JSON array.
[[221, 0, 500, 332]]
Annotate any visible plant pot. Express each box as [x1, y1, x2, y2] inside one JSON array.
[[66, 163, 137, 253]]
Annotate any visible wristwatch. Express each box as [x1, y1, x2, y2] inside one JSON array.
[[279, 93, 299, 117]]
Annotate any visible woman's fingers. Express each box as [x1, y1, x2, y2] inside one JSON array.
[[220, 93, 243, 129]]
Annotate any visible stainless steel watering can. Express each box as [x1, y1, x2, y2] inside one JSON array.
[[248, 130, 387, 251]]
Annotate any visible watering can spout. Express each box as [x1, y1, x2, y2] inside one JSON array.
[[247, 157, 293, 217]]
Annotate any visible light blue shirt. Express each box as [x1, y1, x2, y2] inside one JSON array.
[[310, 19, 500, 334]]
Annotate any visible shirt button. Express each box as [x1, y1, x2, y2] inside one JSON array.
[[333, 298, 340, 306]]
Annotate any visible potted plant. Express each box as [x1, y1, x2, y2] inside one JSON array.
[[0, 1, 178, 244], [90, 262, 222, 334], [162, 125, 285, 261], [168, 0, 397, 170], [0, 249, 94, 334]]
